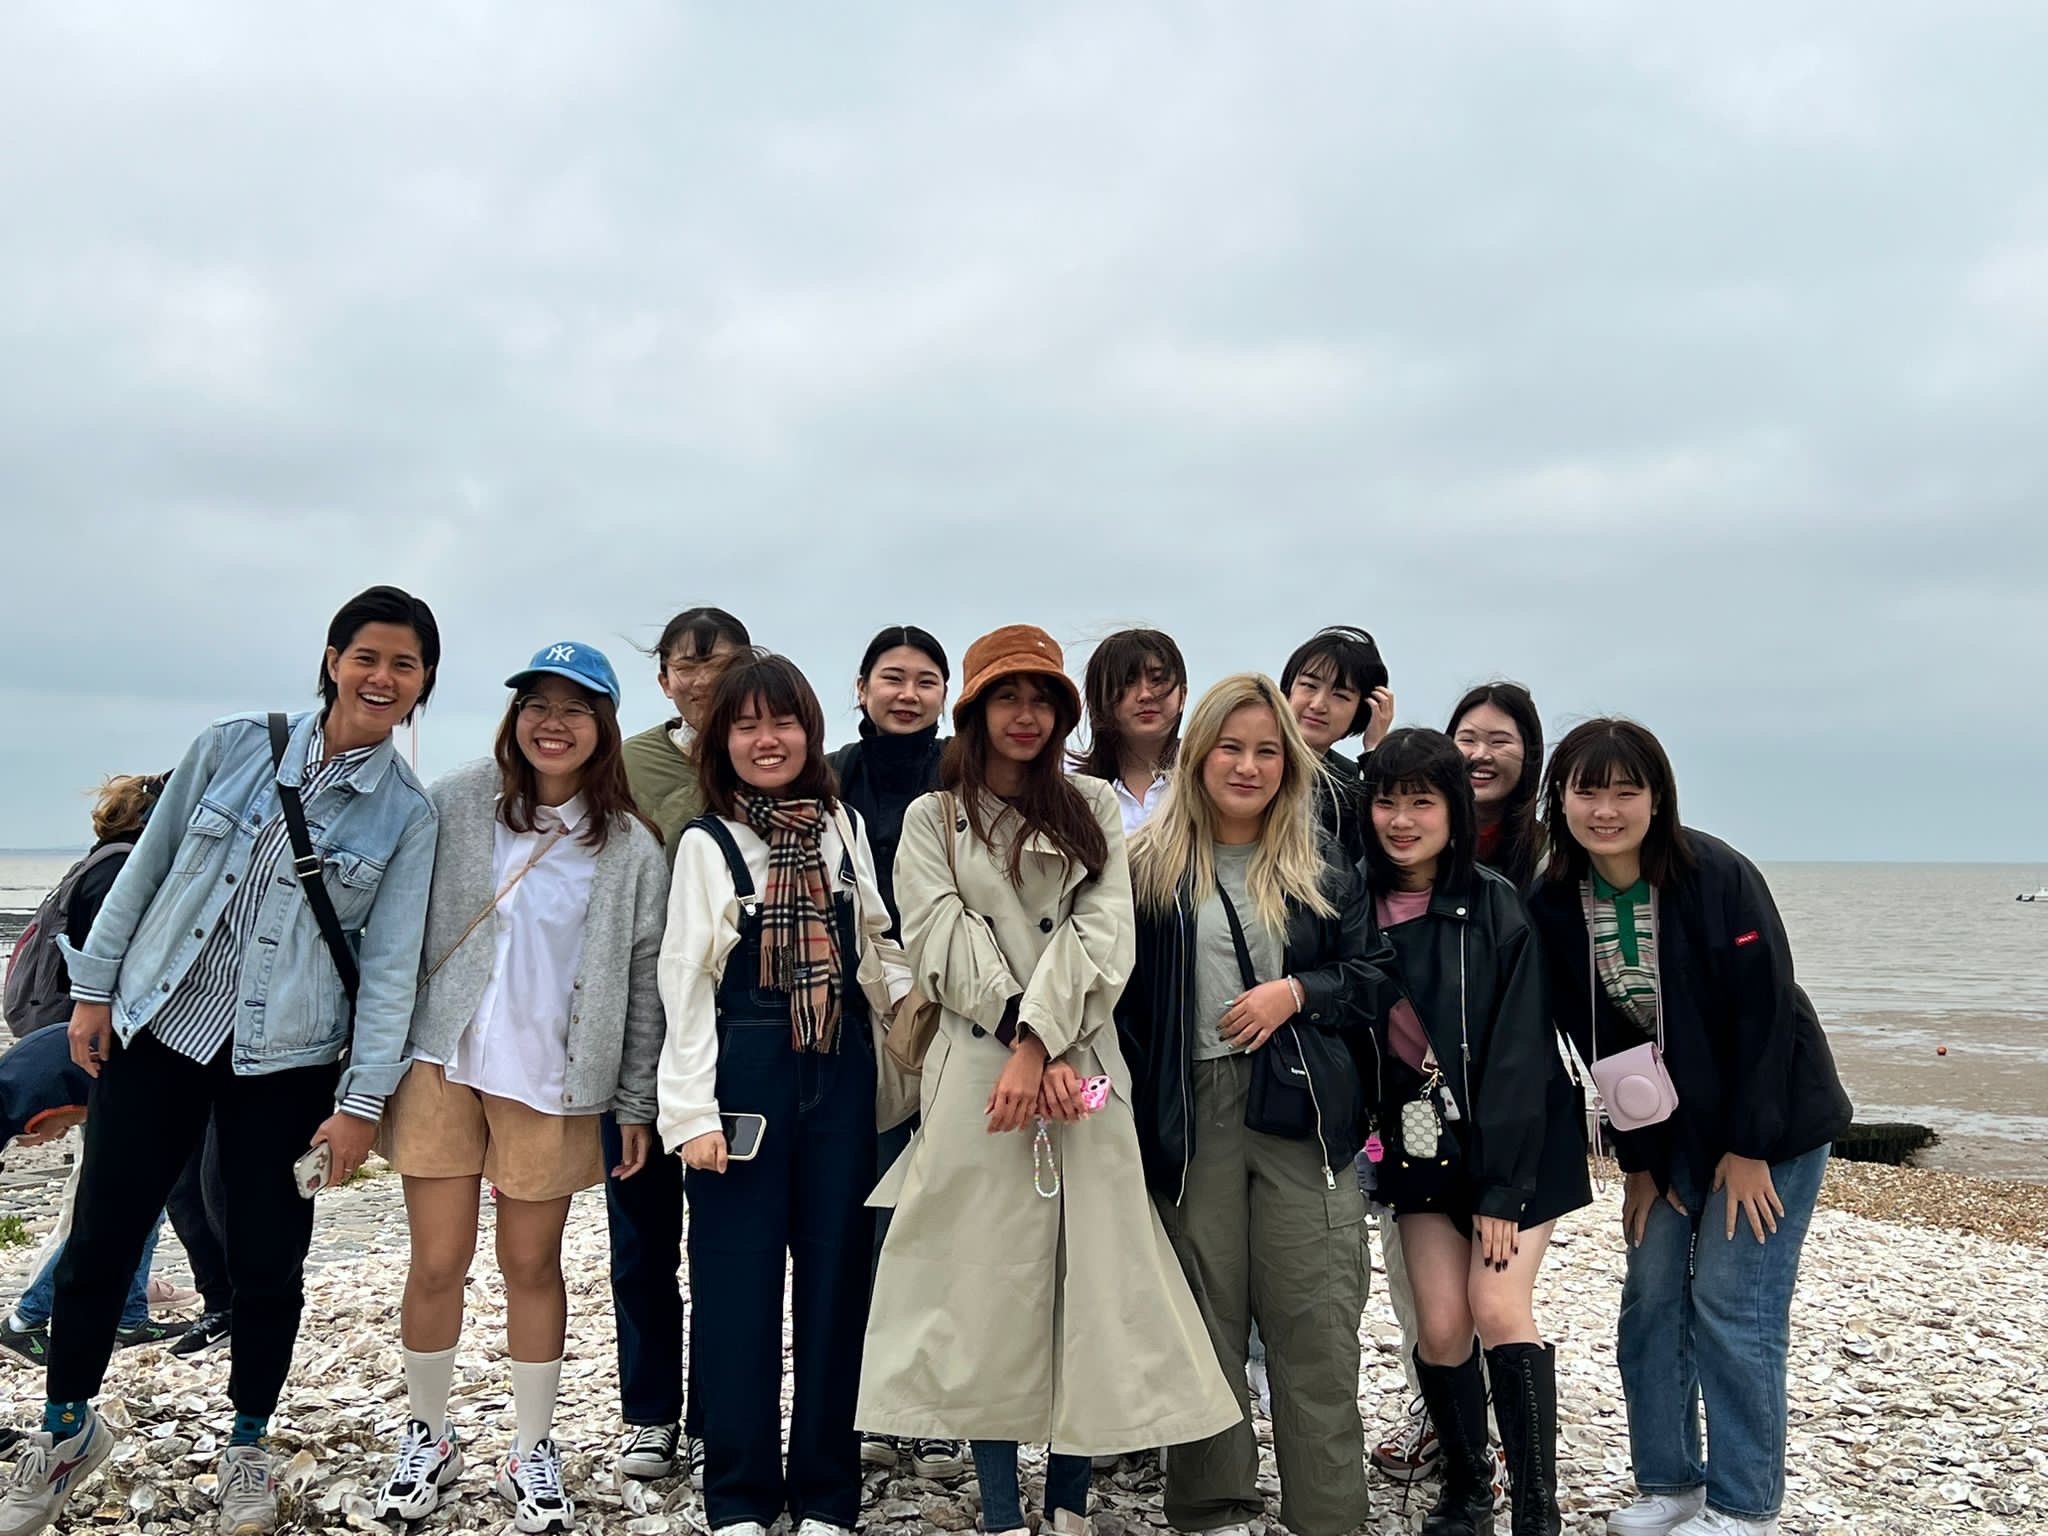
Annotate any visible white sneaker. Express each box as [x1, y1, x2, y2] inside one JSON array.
[[1671, 1509, 1777, 1536], [1245, 1354, 1272, 1417], [1608, 1488, 1708, 1534], [711, 1524, 768, 1536], [688, 1433, 707, 1487], [216, 1444, 279, 1536], [619, 1421, 680, 1480], [0, 1410, 114, 1536], [795, 1521, 855, 1536], [495, 1438, 572, 1534], [375, 1419, 463, 1520], [1180, 1526, 1251, 1536]]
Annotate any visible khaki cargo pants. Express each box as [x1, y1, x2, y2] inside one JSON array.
[[1153, 1056, 1370, 1536]]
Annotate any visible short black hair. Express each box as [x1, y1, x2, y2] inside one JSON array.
[[858, 624, 949, 682], [1358, 727, 1477, 897], [697, 650, 838, 816], [655, 607, 750, 664], [1280, 627, 1389, 741], [317, 586, 441, 722]]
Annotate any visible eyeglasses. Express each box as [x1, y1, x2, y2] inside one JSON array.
[[517, 695, 599, 725]]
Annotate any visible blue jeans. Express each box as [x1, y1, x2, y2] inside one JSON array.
[[971, 1440, 1089, 1530], [1618, 1142, 1829, 1522], [18, 1211, 166, 1332]]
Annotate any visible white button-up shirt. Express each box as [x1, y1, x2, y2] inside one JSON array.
[[438, 796, 599, 1114], [1112, 771, 1171, 839]]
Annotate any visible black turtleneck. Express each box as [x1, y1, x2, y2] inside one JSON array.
[[829, 723, 945, 937]]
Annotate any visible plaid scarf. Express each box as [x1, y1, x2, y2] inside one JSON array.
[[738, 792, 842, 1051]]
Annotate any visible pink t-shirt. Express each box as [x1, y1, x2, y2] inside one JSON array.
[[1376, 885, 1435, 1069], [1375, 885, 1431, 929]]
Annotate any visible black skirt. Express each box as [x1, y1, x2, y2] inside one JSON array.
[[1374, 1068, 1592, 1233]]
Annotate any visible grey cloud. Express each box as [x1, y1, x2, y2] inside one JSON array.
[[2, 1, 2044, 859]]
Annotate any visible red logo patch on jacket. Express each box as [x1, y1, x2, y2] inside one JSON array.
[[1735, 930, 1761, 947]]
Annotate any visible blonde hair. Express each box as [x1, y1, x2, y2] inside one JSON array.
[[89, 774, 162, 843], [1129, 673, 1335, 934]]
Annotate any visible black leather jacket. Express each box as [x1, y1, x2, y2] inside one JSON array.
[[1526, 829, 1852, 1193], [1117, 855, 1396, 1201], [1370, 863, 1569, 1221]]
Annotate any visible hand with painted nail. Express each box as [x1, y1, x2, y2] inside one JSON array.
[[1474, 1214, 1519, 1271]]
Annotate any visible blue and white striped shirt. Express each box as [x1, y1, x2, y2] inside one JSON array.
[[149, 726, 384, 1118]]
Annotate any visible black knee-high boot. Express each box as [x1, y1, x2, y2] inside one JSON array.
[[1485, 1342, 1561, 1536], [1414, 1346, 1496, 1536]]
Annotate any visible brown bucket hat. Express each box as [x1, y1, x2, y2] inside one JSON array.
[[952, 624, 1081, 726]]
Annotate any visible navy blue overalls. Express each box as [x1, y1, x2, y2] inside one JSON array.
[[682, 815, 878, 1531]]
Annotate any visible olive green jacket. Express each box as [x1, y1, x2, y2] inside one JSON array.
[[622, 720, 702, 868]]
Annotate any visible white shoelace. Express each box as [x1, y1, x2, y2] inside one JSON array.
[[389, 1423, 438, 1488], [7, 1443, 52, 1494], [520, 1443, 565, 1505], [222, 1453, 272, 1499], [625, 1425, 676, 1456], [1390, 1398, 1432, 1455]]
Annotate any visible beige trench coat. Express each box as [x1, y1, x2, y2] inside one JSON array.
[[856, 779, 1243, 1455]]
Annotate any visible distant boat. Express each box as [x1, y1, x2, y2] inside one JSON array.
[[2019, 887, 2048, 902]]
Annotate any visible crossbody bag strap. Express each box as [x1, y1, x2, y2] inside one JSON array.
[[1214, 887, 1262, 993], [268, 713, 360, 1009], [422, 828, 565, 983]]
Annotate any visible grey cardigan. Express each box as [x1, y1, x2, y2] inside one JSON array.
[[403, 759, 669, 1124]]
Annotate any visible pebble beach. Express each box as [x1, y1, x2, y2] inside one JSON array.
[[0, 1143, 2040, 1536]]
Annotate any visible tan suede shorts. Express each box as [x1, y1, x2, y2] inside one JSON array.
[[377, 1062, 605, 1202]]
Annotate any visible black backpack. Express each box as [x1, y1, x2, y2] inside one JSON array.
[[3, 844, 131, 1038]]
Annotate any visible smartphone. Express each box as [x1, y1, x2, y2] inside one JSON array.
[[720, 1113, 766, 1163], [292, 1143, 331, 1199]]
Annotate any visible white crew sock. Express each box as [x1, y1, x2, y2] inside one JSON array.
[[511, 1357, 563, 1454], [403, 1344, 458, 1436]]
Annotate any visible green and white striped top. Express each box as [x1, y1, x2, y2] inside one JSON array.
[[1581, 873, 1658, 1037]]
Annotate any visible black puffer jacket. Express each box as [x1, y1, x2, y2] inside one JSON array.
[[1370, 863, 1577, 1222], [1117, 853, 1397, 1201], [1526, 829, 1852, 1194]]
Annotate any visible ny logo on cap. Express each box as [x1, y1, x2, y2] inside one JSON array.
[[547, 644, 577, 663]]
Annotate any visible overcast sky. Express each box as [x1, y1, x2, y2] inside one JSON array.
[[2, 2, 2043, 860]]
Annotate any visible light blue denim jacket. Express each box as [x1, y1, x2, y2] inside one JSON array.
[[57, 710, 438, 1105]]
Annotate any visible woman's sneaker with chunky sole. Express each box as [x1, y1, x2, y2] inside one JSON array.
[[216, 1444, 278, 1536], [496, 1438, 572, 1534], [375, 1419, 464, 1521], [0, 1409, 113, 1536], [1372, 1395, 1439, 1482], [1607, 1489, 1708, 1533], [909, 1438, 966, 1480]]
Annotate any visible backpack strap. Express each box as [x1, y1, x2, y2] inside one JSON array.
[[268, 714, 360, 1015], [685, 814, 760, 921]]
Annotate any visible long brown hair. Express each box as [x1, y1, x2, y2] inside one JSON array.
[[1539, 717, 1694, 887], [494, 685, 653, 851], [1070, 628, 1187, 781], [945, 675, 1108, 883], [696, 651, 840, 818]]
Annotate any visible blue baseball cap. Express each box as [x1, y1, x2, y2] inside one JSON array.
[[506, 641, 622, 707]]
